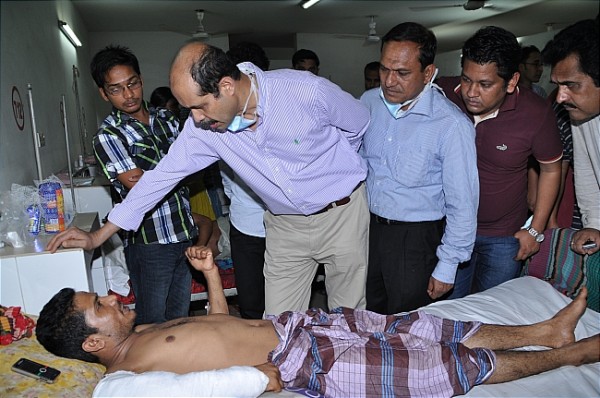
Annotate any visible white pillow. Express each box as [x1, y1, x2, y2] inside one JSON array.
[[92, 366, 268, 397]]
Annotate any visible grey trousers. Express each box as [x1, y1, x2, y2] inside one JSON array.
[[263, 184, 369, 315]]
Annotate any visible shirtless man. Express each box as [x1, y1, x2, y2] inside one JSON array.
[[36, 247, 599, 397]]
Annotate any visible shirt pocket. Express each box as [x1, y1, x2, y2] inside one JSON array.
[[393, 146, 434, 188]]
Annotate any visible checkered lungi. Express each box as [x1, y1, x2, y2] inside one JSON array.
[[268, 307, 495, 398]]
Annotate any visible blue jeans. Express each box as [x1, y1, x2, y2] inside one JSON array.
[[125, 240, 193, 324], [448, 235, 522, 299]]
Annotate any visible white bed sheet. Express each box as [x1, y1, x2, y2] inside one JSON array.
[[421, 276, 600, 398], [91, 276, 598, 398]]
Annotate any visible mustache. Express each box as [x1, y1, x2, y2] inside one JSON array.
[[197, 118, 227, 133], [562, 102, 577, 110], [197, 119, 215, 130]]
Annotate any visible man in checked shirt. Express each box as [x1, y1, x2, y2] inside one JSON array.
[[88, 45, 197, 325]]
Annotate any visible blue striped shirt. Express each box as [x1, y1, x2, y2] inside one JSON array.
[[109, 63, 369, 230], [360, 86, 479, 283], [95, 102, 195, 244]]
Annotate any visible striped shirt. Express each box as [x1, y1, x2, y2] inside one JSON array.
[[94, 102, 195, 244], [108, 63, 369, 231]]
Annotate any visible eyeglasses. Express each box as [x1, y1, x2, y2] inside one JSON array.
[[104, 78, 142, 96]]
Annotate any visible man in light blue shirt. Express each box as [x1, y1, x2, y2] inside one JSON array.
[[360, 22, 479, 314]]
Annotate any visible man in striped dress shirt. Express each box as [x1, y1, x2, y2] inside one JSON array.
[[89, 45, 197, 325], [49, 41, 370, 317]]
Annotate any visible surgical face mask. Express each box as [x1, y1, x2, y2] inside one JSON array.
[[227, 74, 258, 132], [380, 68, 439, 119]]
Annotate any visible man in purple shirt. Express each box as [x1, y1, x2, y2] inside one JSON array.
[[48, 41, 370, 316]]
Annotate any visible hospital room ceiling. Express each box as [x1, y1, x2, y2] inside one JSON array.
[[72, 0, 599, 52]]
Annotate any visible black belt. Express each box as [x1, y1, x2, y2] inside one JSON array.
[[373, 214, 443, 226], [374, 215, 406, 225], [312, 182, 363, 215]]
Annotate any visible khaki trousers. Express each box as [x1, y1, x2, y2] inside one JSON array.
[[263, 184, 369, 316]]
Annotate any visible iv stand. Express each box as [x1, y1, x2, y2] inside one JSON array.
[[62, 94, 77, 214], [72, 65, 88, 156], [27, 84, 43, 182]]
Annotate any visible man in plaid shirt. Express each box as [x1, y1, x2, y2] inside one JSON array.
[[90, 45, 196, 325]]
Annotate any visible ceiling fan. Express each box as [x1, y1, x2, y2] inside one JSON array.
[[410, 1, 498, 12], [335, 16, 381, 45], [160, 9, 212, 39]]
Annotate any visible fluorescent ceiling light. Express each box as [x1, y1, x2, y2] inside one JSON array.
[[58, 20, 82, 47], [302, 0, 321, 10]]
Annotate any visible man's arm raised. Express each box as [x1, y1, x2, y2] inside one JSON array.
[[46, 221, 121, 253], [185, 246, 229, 314]]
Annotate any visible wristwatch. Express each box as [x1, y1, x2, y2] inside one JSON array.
[[526, 226, 545, 243]]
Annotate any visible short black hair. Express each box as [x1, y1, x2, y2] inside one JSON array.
[[190, 44, 241, 97], [36, 288, 100, 363], [381, 22, 437, 70], [520, 45, 541, 64], [90, 45, 141, 88], [150, 86, 175, 108], [461, 26, 520, 85], [227, 41, 270, 71], [364, 61, 380, 75], [292, 49, 320, 67], [542, 19, 599, 87]]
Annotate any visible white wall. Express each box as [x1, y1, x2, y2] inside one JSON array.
[[0, 0, 96, 191], [296, 33, 381, 98]]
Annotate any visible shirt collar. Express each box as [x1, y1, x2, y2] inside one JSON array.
[[236, 62, 264, 128], [111, 100, 152, 126]]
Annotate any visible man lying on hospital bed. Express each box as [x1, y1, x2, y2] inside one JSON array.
[[36, 246, 599, 398]]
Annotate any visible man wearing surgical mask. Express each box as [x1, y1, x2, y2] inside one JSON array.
[[49, 41, 371, 318], [360, 22, 479, 314]]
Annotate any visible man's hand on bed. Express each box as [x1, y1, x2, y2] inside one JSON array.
[[254, 362, 283, 392], [427, 277, 453, 299], [513, 229, 541, 260], [570, 228, 600, 255]]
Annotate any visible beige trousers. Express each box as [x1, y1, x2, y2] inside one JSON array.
[[263, 184, 369, 316]]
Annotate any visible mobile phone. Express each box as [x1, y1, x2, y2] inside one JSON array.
[[11, 358, 61, 383], [582, 241, 598, 250]]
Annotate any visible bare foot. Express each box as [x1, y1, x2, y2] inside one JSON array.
[[542, 287, 588, 348]]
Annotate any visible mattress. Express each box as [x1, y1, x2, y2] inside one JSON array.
[[1, 276, 597, 397]]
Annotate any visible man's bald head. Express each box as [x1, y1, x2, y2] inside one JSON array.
[[170, 41, 207, 88], [170, 42, 241, 99]]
